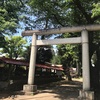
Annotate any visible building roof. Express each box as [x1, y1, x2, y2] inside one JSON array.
[[0, 57, 63, 71], [0, 57, 29, 66]]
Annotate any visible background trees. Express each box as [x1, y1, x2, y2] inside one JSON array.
[[23, 45, 53, 64], [0, 36, 27, 59], [36, 46, 53, 64], [0, 0, 26, 48]]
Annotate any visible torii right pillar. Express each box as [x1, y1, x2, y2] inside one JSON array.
[[79, 29, 94, 100]]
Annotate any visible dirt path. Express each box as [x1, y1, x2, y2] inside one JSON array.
[[0, 78, 82, 100]]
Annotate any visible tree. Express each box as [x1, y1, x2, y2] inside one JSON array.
[[0, 36, 27, 80], [51, 55, 61, 65], [36, 45, 53, 64], [1, 36, 27, 59], [56, 43, 81, 81], [23, 45, 53, 64], [0, 0, 27, 48], [0, 0, 29, 80]]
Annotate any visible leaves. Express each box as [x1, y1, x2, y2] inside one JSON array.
[[92, 3, 100, 19], [0, 0, 26, 34], [36, 46, 53, 64], [1, 36, 27, 59]]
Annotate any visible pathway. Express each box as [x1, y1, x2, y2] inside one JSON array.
[[0, 78, 82, 100]]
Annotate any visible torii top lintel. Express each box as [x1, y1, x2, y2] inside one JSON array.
[[22, 24, 100, 36]]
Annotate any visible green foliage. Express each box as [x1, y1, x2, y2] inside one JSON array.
[[28, 0, 100, 28], [0, 0, 26, 48], [92, 2, 100, 24], [92, 3, 100, 17], [0, 8, 16, 33], [23, 45, 53, 64], [36, 46, 53, 64], [28, 0, 71, 29], [51, 55, 61, 64], [57, 44, 81, 67], [1, 36, 27, 59], [0, 0, 25, 34]]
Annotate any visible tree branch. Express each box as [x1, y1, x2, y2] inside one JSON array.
[[19, 0, 24, 6], [53, 14, 65, 27]]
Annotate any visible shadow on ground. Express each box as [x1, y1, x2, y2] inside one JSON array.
[[0, 78, 82, 100], [1, 78, 100, 100], [0, 78, 100, 100], [37, 79, 82, 100]]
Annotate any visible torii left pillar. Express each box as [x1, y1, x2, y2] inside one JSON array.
[[23, 33, 37, 95]]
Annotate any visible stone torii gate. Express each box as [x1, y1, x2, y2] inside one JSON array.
[[22, 24, 100, 99]]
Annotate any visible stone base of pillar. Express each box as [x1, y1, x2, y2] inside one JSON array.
[[23, 84, 37, 95], [78, 90, 94, 100]]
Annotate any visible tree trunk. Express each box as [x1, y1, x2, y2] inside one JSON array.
[[89, 32, 100, 90], [94, 45, 100, 90], [88, 32, 94, 90], [65, 67, 72, 81]]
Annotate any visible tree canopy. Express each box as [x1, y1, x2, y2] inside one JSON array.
[[0, 0, 26, 48], [0, 36, 27, 59], [28, 0, 100, 27], [23, 45, 53, 64]]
